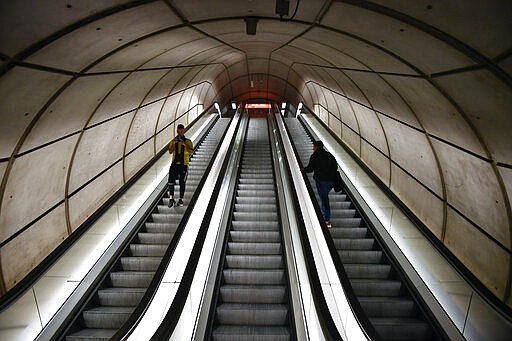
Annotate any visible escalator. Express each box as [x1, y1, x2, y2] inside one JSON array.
[[207, 116, 293, 340], [63, 117, 231, 341], [284, 117, 442, 340]]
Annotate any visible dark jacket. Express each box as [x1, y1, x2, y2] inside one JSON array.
[[303, 148, 337, 182]]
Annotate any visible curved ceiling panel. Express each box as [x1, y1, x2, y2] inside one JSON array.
[[25, 2, 181, 71]]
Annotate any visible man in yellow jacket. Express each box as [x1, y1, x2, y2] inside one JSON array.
[[168, 123, 194, 207]]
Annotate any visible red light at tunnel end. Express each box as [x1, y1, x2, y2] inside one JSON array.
[[245, 103, 271, 109]]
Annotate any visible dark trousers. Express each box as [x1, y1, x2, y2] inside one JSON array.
[[316, 180, 334, 221], [168, 163, 188, 198]]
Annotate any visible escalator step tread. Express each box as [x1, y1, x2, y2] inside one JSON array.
[[66, 328, 117, 340], [212, 325, 290, 340], [216, 303, 289, 325], [223, 269, 285, 285], [228, 242, 281, 255], [370, 317, 432, 340], [220, 285, 287, 303], [232, 221, 279, 230]]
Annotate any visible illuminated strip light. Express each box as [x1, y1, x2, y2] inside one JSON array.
[[296, 102, 303, 117], [231, 102, 237, 110], [245, 103, 271, 109], [214, 102, 221, 118], [281, 102, 286, 109]]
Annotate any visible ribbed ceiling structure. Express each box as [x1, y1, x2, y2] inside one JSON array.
[[0, 0, 511, 308]]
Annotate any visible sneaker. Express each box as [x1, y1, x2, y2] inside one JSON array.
[[177, 198, 184, 206], [325, 221, 332, 228], [168, 198, 175, 208]]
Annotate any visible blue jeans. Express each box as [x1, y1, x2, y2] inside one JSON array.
[[316, 180, 334, 221]]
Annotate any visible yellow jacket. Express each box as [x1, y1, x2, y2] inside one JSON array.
[[169, 137, 193, 166]]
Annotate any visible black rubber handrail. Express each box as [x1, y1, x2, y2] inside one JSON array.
[[266, 112, 299, 340], [149, 112, 242, 341], [111, 114, 233, 340], [282, 115, 380, 340]]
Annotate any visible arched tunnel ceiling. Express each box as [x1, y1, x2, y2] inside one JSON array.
[[0, 1, 511, 306]]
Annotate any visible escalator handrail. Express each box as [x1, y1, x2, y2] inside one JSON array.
[[149, 112, 243, 341], [280, 114, 380, 340], [111, 115, 233, 340]]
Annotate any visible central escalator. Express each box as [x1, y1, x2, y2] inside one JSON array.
[[207, 116, 293, 341], [284, 117, 443, 340]]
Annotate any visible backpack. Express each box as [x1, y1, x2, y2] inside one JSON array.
[[329, 152, 343, 192], [333, 170, 343, 192]]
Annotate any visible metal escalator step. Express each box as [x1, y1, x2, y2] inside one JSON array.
[[238, 183, 274, 191], [329, 217, 362, 227], [97, 287, 146, 306], [234, 204, 277, 213], [236, 190, 275, 198], [236, 197, 276, 205], [343, 264, 392, 279], [120, 256, 162, 271], [350, 279, 402, 296], [66, 328, 117, 341], [241, 160, 272, 165], [338, 250, 383, 263], [82, 306, 134, 329], [330, 198, 349, 207], [232, 221, 279, 231], [330, 209, 357, 218], [332, 238, 375, 250], [359, 297, 417, 317], [216, 303, 288, 325], [370, 317, 432, 341], [240, 173, 273, 178], [329, 227, 368, 238], [109, 271, 155, 287], [151, 214, 183, 223], [137, 232, 173, 244], [228, 242, 281, 255], [223, 269, 285, 285], [220, 285, 287, 303], [130, 243, 167, 257], [233, 212, 278, 221], [239, 178, 274, 184], [144, 222, 178, 233], [230, 231, 280, 243], [225, 255, 283, 269], [212, 325, 290, 341]]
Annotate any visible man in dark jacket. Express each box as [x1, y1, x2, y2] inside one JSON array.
[[302, 140, 338, 228]]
